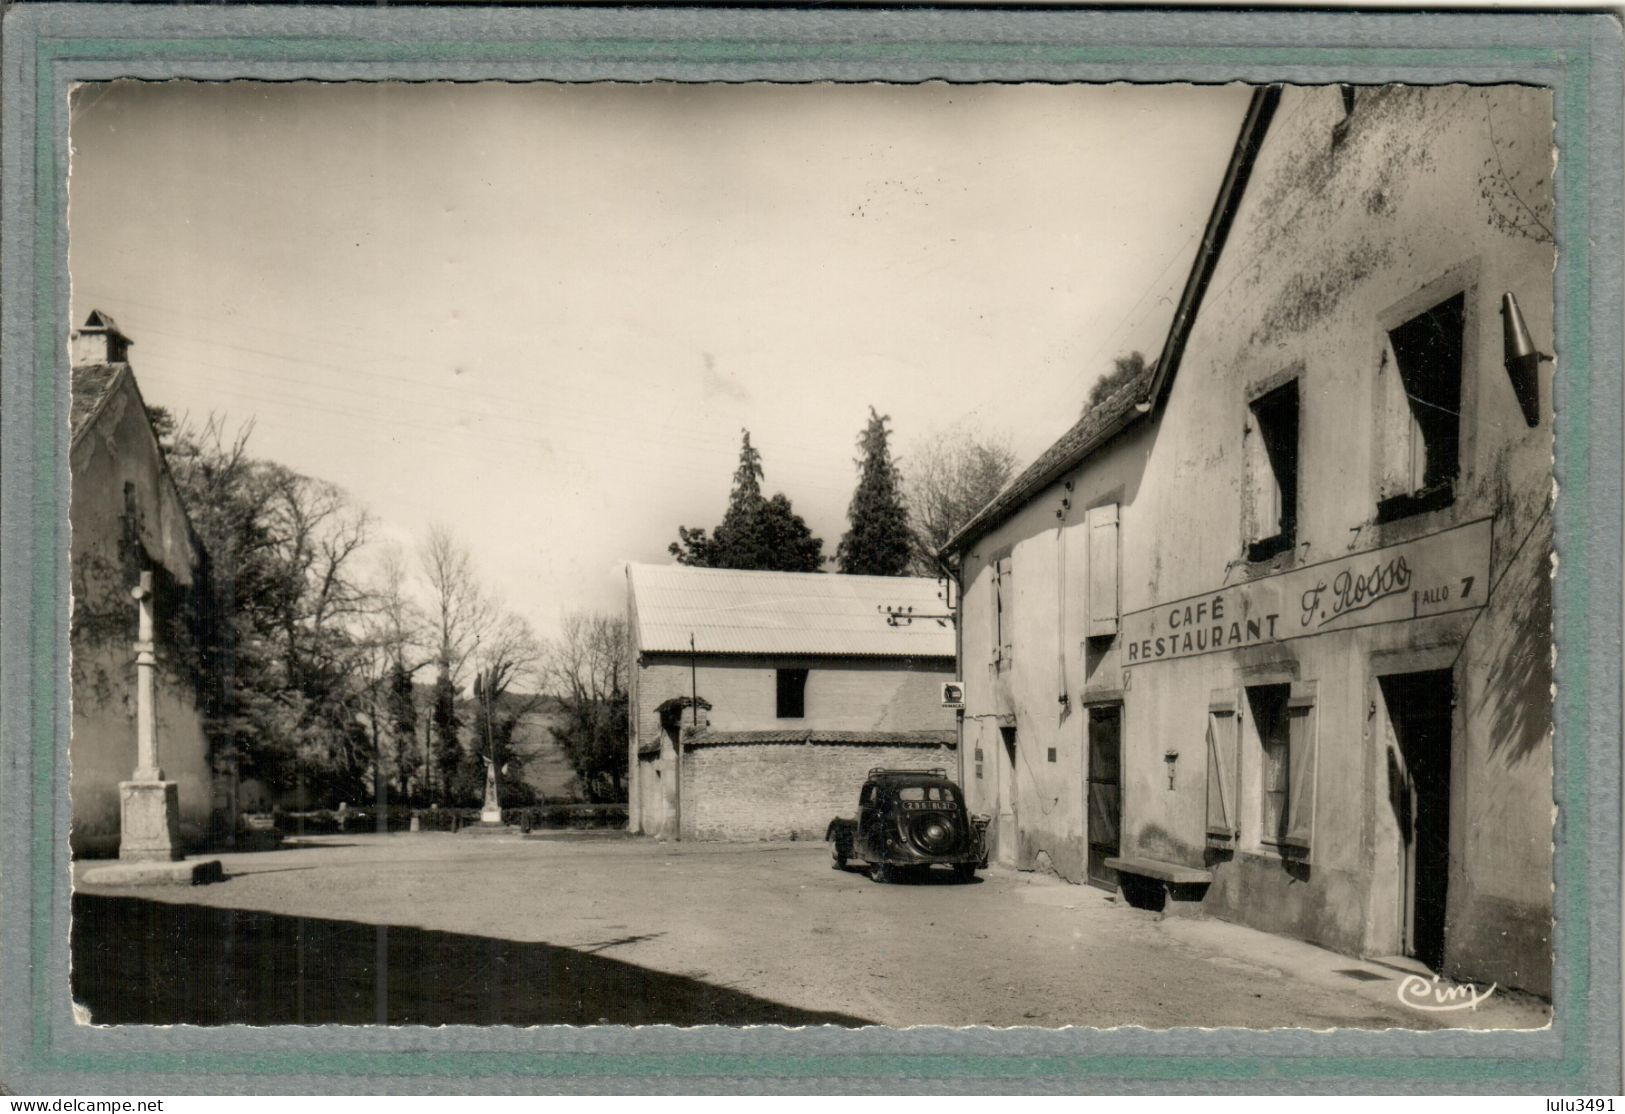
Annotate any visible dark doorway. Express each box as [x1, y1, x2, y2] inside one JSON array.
[[998, 725, 1019, 865], [1381, 669, 1455, 971], [1086, 704, 1123, 890]]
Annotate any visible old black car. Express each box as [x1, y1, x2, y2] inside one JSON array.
[[826, 767, 987, 882]]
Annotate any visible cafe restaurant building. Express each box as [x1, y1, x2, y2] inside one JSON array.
[[941, 84, 1554, 995]]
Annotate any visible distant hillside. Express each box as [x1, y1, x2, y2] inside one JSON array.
[[416, 685, 581, 802], [506, 702, 577, 802]]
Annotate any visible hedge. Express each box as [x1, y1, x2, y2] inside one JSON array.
[[271, 802, 628, 835]]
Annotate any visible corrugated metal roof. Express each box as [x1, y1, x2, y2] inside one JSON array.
[[684, 728, 956, 749], [627, 563, 955, 658]]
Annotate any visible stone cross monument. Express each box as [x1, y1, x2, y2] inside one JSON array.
[[84, 570, 224, 884], [117, 570, 183, 862]]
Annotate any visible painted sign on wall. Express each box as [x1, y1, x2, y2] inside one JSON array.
[[1121, 517, 1492, 664]]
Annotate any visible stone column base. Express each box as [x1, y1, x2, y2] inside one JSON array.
[[82, 858, 224, 887], [118, 780, 182, 862]]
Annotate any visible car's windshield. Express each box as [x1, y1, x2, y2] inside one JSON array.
[[897, 785, 953, 802]]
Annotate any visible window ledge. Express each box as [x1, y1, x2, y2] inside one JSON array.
[[1239, 540, 1300, 579], [1375, 480, 1456, 525], [1245, 534, 1296, 564]]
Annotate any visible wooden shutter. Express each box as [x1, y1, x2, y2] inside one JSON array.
[[1086, 503, 1120, 638], [998, 557, 1013, 663], [1377, 340, 1417, 500], [1244, 408, 1282, 542], [990, 555, 1012, 665], [1284, 683, 1318, 852], [1205, 692, 1239, 844]]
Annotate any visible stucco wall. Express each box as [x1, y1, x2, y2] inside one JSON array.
[[957, 418, 1152, 879], [954, 86, 1554, 994], [69, 371, 214, 857]]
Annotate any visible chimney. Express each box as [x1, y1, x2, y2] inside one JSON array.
[[71, 309, 133, 367]]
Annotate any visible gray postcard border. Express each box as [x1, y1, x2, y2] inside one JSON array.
[[1, 4, 1619, 1095]]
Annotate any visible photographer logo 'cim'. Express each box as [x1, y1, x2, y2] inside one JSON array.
[[1397, 973, 1497, 1012]]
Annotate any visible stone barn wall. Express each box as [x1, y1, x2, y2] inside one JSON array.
[[680, 734, 958, 841]]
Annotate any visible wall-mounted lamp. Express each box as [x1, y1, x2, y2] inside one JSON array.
[[1163, 749, 1179, 790], [1501, 292, 1552, 428]]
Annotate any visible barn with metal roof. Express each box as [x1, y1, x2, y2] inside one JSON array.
[[625, 564, 958, 841]]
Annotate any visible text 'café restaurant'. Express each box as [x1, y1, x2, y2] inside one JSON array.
[[1126, 523, 1487, 664]]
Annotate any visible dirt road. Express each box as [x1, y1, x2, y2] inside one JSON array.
[[72, 833, 1549, 1029]]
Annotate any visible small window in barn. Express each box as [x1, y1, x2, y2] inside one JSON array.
[[775, 668, 808, 719], [1244, 381, 1300, 562], [1377, 293, 1465, 522]]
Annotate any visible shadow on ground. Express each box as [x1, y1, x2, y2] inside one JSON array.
[[71, 893, 870, 1027]]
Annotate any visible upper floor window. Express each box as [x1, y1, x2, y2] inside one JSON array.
[[1086, 503, 1120, 637], [1244, 380, 1300, 562], [776, 668, 808, 719], [1377, 292, 1465, 522], [991, 553, 1013, 666]]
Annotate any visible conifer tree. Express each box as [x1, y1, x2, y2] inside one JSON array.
[[670, 429, 824, 572], [385, 660, 421, 799], [837, 408, 913, 576]]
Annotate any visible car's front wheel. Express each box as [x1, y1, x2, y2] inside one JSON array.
[[954, 863, 978, 882]]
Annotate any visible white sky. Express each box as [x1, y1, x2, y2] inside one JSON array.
[[68, 81, 1249, 643]]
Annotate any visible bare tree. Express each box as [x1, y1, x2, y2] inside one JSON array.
[[372, 544, 428, 670], [417, 524, 497, 801], [903, 426, 1018, 573], [464, 608, 545, 804], [364, 543, 431, 799], [417, 523, 495, 685], [164, 411, 382, 800], [541, 611, 630, 802]]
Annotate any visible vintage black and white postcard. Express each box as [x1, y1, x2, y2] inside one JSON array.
[[2, 2, 1619, 1097]]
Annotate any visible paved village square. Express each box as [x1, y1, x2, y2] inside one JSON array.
[[65, 81, 1558, 1030], [74, 834, 1549, 1029]]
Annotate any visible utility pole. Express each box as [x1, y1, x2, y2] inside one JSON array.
[[675, 632, 697, 842]]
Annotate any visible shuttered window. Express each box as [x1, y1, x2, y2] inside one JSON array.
[[1283, 683, 1318, 852], [1086, 503, 1120, 638], [1205, 692, 1239, 844], [1244, 382, 1299, 562], [991, 554, 1013, 666], [1376, 293, 1465, 522]]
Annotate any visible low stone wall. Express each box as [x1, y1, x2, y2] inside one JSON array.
[[681, 735, 957, 841]]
